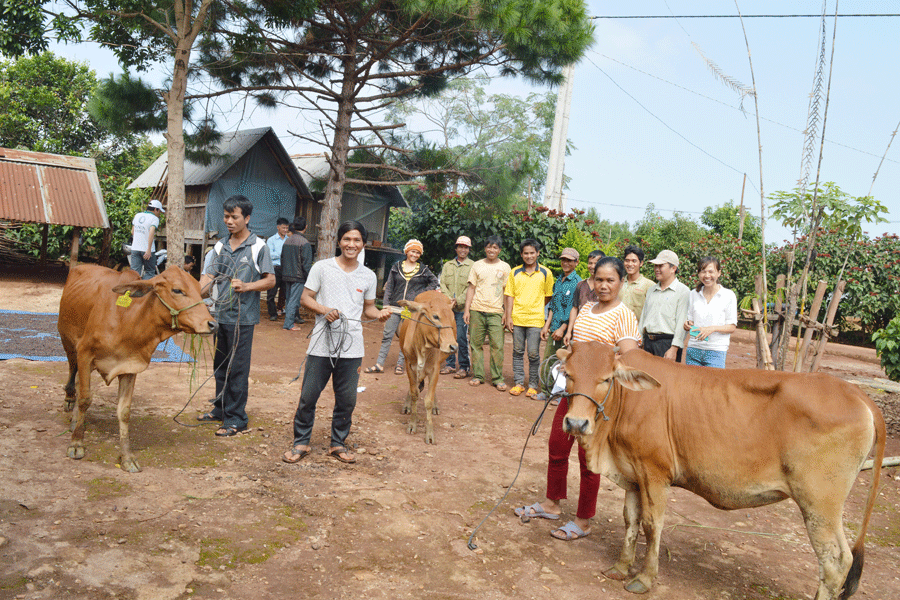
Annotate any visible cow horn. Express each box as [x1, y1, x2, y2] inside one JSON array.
[[398, 300, 423, 312]]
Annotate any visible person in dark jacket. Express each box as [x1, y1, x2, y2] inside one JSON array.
[[281, 216, 314, 331], [364, 239, 439, 374]]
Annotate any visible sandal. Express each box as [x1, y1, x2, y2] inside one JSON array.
[[364, 365, 384, 374], [550, 520, 591, 541], [514, 502, 561, 520], [468, 379, 483, 386], [508, 384, 526, 396], [282, 445, 310, 464], [196, 412, 220, 422], [439, 366, 455, 375], [394, 366, 405, 375], [454, 369, 470, 379], [328, 447, 356, 464], [494, 382, 508, 392], [215, 425, 247, 437]]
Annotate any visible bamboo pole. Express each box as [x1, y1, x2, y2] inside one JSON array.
[[809, 280, 845, 373], [795, 280, 828, 372]]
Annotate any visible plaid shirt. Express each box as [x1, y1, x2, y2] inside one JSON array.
[[547, 271, 582, 331]]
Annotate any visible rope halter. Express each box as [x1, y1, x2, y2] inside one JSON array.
[[154, 293, 207, 330]]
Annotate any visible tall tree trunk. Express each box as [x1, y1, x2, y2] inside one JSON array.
[[162, 41, 191, 270], [316, 75, 356, 262]]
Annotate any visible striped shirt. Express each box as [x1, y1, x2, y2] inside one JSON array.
[[571, 302, 641, 346]]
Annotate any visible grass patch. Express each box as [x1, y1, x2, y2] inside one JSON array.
[[0, 574, 27, 591], [85, 476, 130, 501]]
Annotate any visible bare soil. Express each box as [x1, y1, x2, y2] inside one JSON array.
[[1, 270, 898, 600]]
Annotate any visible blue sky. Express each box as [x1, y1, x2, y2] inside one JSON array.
[[50, 0, 899, 245]]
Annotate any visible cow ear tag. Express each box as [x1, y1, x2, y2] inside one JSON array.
[[400, 306, 412, 320], [116, 290, 133, 308]]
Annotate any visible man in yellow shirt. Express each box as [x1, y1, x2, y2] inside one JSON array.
[[620, 245, 655, 320], [503, 239, 554, 397], [464, 236, 511, 390]]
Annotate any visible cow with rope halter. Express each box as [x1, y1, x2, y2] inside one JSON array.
[[396, 290, 458, 443], [57, 264, 216, 472], [558, 341, 885, 600]]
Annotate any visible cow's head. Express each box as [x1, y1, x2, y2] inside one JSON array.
[[112, 266, 217, 334], [398, 291, 458, 354], [559, 342, 659, 439]]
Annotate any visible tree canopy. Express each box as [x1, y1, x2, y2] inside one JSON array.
[[199, 0, 594, 258]]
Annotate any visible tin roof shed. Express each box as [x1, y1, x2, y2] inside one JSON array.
[[0, 148, 108, 228]]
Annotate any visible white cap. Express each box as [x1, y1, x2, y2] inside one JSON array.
[[148, 199, 165, 213]]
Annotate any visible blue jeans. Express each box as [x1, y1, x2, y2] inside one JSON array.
[[283, 281, 304, 329], [512, 325, 541, 388], [291, 355, 362, 448], [686, 346, 727, 368], [444, 311, 470, 371], [375, 313, 405, 368], [129, 250, 157, 280]]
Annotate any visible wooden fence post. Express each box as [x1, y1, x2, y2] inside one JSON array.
[[794, 280, 828, 372], [809, 280, 845, 373], [69, 227, 82, 269]]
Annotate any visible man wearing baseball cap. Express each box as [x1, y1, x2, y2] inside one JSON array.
[[439, 236, 475, 377], [129, 199, 165, 279], [638, 249, 690, 361], [541, 248, 582, 366]]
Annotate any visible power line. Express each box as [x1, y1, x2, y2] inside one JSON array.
[[592, 51, 899, 165], [565, 197, 705, 215], [584, 55, 762, 196]]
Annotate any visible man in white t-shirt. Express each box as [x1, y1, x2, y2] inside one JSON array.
[[282, 220, 392, 466], [130, 199, 165, 279]]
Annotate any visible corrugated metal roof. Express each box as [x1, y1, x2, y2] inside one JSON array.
[[0, 148, 109, 228], [130, 127, 285, 189], [289, 153, 408, 208]]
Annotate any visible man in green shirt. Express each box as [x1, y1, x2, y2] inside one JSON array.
[[620, 245, 655, 320], [439, 236, 475, 378]]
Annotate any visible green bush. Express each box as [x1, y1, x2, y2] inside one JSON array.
[[873, 316, 900, 382]]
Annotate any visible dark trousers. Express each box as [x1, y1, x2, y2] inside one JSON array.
[[292, 355, 362, 448], [643, 332, 682, 362], [212, 323, 254, 429], [266, 266, 285, 316], [444, 311, 470, 371]]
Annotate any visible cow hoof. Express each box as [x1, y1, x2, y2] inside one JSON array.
[[624, 576, 651, 594], [67, 445, 85, 460], [402, 404, 412, 415], [119, 457, 141, 473], [424, 432, 435, 444], [431, 405, 439, 415], [64, 399, 75, 412], [407, 423, 417, 435], [603, 565, 629, 581]]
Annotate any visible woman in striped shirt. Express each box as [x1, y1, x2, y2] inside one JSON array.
[[515, 257, 640, 541]]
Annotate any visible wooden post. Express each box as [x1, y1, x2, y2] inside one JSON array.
[[69, 227, 82, 268], [99, 228, 112, 267], [768, 274, 785, 363], [809, 280, 845, 373], [39, 223, 49, 267], [752, 298, 774, 370], [794, 279, 828, 372], [738, 173, 747, 241]]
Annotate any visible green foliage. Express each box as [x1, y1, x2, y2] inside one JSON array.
[[632, 204, 705, 261], [391, 196, 617, 275], [0, 52, 103, 154], [769, 182, 888, 239], [0, 0, 47, 57], [873, 316, 900, 383], [701, 201, 762, 248]]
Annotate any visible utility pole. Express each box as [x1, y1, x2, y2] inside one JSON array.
[[544, 63, 575, 212]]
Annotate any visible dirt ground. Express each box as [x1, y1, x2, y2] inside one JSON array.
[[1, 270, 898, 600]]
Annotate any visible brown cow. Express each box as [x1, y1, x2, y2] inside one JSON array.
[[397, 291, 458, 444], [57, 264, 216, 472], [558, 342, 885, 600]]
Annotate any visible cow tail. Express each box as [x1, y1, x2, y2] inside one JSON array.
[[840, 404, 887, 600]]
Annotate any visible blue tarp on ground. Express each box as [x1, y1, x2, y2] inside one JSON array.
[[0, 309, 193, 363]]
